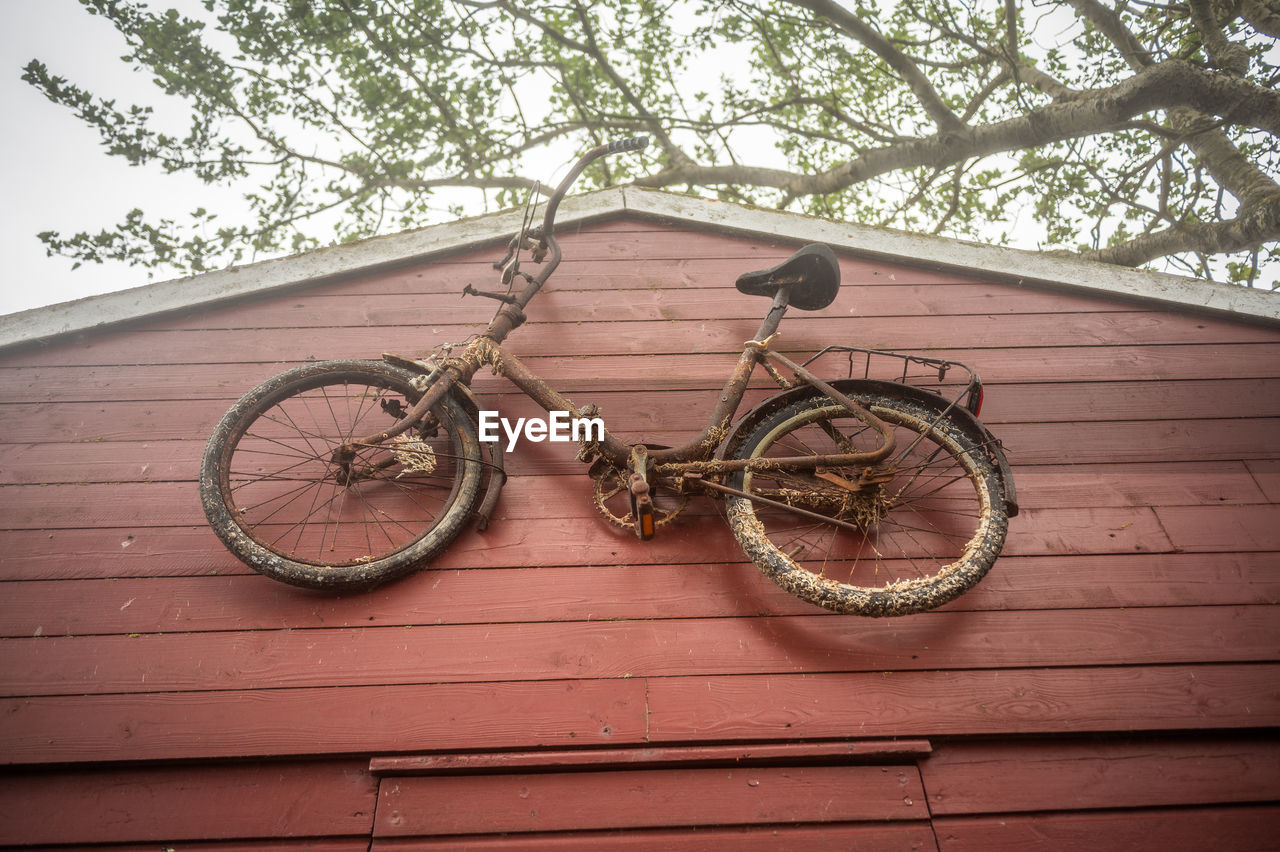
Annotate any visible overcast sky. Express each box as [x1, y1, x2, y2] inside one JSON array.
[[1, 0, 242, 317]]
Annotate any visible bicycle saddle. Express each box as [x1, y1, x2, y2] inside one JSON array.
[[735, 243, 840, 311]]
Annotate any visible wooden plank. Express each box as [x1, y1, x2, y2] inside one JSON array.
[[7, 343, 1280, 404], [0, 504, 1178, 586], [36, 841, 369, 852], [1155, 504, 1280, 551], [0, 759, 376, 846], [2, 417, 1275, 498], [374, 765, 928, 836], [144, 281, 1152, 332], [988, 418, 1279, 464], [921, 737, 1280, 815], [3, 311, 1272, 368], [372, 822, 939, 850], [0, 678, 647, 765], [0, 471, 1181, 565], [2, 395, 1270, 512], [0, 384, 1270, 511], [1247, 458, 1280, 501], [5, 606, 1277, 697], [0, 526, 228, 581], [4, 550, 1279, 635], [644, 664, 1280, 740], [369, 740, 933, 775], [4, 667, 1275, 767], [1009, 460, 1267, 508], [958, 551, 1280, 611], [0, 504, 1187, 592], [0, 499, 1216, 586], [7, 378, 1277, 449], [6, 424, 1264, 489], [933, 805, 1280, 852]]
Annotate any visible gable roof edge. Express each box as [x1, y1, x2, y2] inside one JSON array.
[[0, 188, 631, 350], [2, 185, 1275, 350], [619, 187, 1280, 324]]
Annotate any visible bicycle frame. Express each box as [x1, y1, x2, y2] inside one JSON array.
[[348, 139, 894, 471], [339, 135, 1010, 539], [201, 135, 1016, 603]]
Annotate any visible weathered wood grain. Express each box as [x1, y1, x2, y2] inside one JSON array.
[[0, 759, 376, 846], [368, 740, 934, 775], [6, 343, 1279, 405], [2, 665, 1274, 766], [374, 766, 928, 836], [5, 379, 1277, 453], [0, 678, 647, 765], [372, 822, 940, 851], [932, 805, 1280, 852], [921, 737, 1280, 815], [1155, 504, 1280, 551], [644, 664, 1280, 740], [0, 211, 1276, 845], [5, 606, 1275, 697], [4, 309, 1275, 371], [4, 551, 1275, 636]]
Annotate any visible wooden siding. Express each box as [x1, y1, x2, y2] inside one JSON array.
[[1, 215, 1278, 848]]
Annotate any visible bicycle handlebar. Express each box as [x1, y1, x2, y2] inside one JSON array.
[[539, 135, 649, 235], [605, 135, 650, 154], [486, 136, 650, 315]]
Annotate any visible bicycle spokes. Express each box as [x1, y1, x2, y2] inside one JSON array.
[[741, 403, 989, 589], [224, 378, 462, 566]]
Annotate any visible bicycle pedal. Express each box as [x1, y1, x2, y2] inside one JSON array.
[[628, 473, 656, 541]]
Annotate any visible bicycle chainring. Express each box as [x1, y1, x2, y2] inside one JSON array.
[[590, 464, 688, 532]]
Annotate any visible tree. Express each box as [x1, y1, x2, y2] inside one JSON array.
[[23, 0, 1280, 286]]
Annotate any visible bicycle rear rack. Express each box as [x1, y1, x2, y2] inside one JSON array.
[[799, 345, 984, 416]]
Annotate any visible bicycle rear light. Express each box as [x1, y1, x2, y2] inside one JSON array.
[[966, 382, 984, 416]]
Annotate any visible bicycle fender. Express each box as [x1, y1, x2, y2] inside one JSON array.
[[717, 378, 1018, 517], [442, 381, 508, 530]]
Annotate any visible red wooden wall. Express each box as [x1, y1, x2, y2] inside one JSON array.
[[1, 214, 1278, 849]]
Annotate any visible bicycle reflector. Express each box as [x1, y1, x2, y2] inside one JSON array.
[[965, 381, 984, 416], [628, 473, 657, 541], [637, 502, 656, 540]]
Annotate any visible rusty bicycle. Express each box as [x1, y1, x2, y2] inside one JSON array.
[[200, 137, 1017, 617]]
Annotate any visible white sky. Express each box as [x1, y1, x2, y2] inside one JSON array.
[[4, 2, 1274, 317], [1, 0, 240, 317]]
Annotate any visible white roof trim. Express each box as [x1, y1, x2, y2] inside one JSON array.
[[1, 185, 1275, 348]]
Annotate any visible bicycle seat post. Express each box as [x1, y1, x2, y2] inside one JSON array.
[[752, 287, 791, 346]]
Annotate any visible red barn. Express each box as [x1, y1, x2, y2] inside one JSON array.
[[2, 188, 1278, 849]]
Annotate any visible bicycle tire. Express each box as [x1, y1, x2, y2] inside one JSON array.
[[199, 359, 482, 589], [726, 392, 1008, 616]]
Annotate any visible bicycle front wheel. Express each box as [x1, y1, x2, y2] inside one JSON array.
[[200, 360, 482, 589], [726, 393, 1007, 616]]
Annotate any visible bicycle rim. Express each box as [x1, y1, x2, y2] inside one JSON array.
[[212, 366, 472, 568], [728, 394, 1006, 615]]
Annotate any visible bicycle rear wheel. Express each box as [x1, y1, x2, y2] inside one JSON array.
[[726, 393, 1007, 616], [200, 360, 482, 589]]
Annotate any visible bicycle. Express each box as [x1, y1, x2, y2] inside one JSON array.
[[199, 137, 1018, 617]]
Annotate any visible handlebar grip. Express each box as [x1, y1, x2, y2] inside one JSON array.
[[606, 135, 650, 154]]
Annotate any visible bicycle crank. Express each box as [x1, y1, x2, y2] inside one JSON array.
[[588, 460, 688, 537]]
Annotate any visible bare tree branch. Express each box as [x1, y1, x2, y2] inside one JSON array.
[[783, 0, 966, 132], [1240, 0, 1280, 38], [1188, 0, 1251, 73], [638, 59, 1280, 195], [1078, 192, 1280, 266]]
